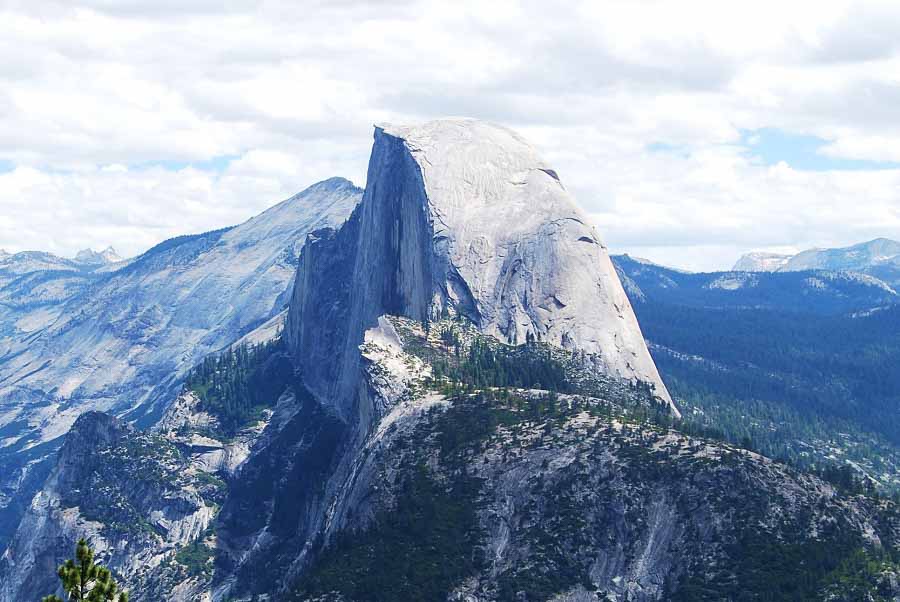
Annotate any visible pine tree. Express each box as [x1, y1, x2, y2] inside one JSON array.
[[42, 538, 128, 602]]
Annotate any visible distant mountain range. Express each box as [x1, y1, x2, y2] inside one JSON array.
[[73, 246, 123, 265], [733, 238, 900, 285], [0, 245, 123, 274], [612, 253, 900, 492], [0, 247, 126, 312], [614, 253, 897, 314]]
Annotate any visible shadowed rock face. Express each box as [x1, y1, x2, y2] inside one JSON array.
[[54, 412, 132, 491], [285, 119, 675, 420]]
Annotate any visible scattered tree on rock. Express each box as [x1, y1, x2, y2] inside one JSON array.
[[41, 538, 128, 602]]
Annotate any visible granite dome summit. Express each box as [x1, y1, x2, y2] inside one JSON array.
[[286, 118, 676, 417]]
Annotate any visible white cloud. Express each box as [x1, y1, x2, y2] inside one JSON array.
[[0, 0, 898, 269]]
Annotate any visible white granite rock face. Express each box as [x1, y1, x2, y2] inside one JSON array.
[[0, 177, 361, 447], [0, 178, 362, 555], [286, 119, 675, 417]]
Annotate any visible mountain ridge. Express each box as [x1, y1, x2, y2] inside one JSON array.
[[0, 177, 362, 554], [73, 246, 123, 266], [733, 238, 900, 284], [614, 253, 898, 314]]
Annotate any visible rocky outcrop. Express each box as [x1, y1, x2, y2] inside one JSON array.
[[0, 413, 130, 600], [338, 397, 899, 601], [0, 365, 303, 602], [156, 392, 264, 476], [285, 119, 675, 422], [0, 411, 221, 602]]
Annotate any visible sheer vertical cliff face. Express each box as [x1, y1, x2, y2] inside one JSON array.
[[285, 119, 675, 419]]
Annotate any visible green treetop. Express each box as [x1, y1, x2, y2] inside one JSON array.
[[41, 538, 128, 602]]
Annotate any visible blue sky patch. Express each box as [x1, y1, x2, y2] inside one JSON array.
[[646, 142, 690, 158], [741, 128, 900, 171], [0, 159, 15, 174], [132, 154, 239, 172]]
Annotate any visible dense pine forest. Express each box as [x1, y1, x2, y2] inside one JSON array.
[[183, 337, 298, 438], [628, 286, 900, 490]]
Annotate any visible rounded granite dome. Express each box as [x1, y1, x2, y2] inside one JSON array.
[[287, 118, 677, 416]]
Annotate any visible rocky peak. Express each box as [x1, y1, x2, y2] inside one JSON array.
[[285, 118, 676, 420], [302, 176, 359, 194], [735, 238, 900, 274], [732, 251, 792, 272], [63, 411, 129, 450], [74, 246, 123, 265], [56, 412, 132, 487], [783, 237, 900, 272]]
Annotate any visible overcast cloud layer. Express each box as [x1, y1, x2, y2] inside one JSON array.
[[1, 0, 900, 271]]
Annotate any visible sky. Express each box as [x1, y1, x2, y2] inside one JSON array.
[[1, 1, 900, 271]]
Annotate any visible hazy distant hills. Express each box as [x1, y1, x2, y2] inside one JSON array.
[[733, 238, 900, 286], [614, 253, 897, 314]]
